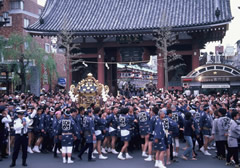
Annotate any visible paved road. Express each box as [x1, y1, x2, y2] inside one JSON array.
[[0, 147, 229, 168]]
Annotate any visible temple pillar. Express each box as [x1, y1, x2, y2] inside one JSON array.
[[157, 50, 164, 89], [98, 47, 105, 84], [143, 47, 150, 61], [192, 43, 200, 70]]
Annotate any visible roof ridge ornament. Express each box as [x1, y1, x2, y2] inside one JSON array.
[[215, 7, 221, 19], [215, 0, 221, 19], [40, 17, 44, 25]]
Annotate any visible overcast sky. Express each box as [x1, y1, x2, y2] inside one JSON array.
[[38, 0, 46, 6], [38, 0, 240, 52]]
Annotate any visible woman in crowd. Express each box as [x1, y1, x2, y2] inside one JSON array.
[[181, 112, 197, 161]]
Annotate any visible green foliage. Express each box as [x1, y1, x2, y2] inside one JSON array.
[[0, 33, 57, 92], [0, 36, 5, 50], [3, 34, 46, 68], [45, 54, 58, 80]]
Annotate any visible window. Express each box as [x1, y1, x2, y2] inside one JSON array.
[[45, 43, 50, 53], [10, 1, 24, 10], [224, 67, 232, 72], [38, 9, 42, 15], [199, 68, 206, 73], [24, 18, 30, 28], [4, 16, 12, 27], [216, 66, 223, 70], [207, 66, 214, 70], [233, 71, 240, 75]]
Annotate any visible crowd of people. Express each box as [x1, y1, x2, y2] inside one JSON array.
[[0, 89, 240, 168]]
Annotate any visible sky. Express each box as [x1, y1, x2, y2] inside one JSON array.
[[38, 0, 46, 6], [37, 0, 240, 53]]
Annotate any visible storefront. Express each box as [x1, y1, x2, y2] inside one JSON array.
[[0, 63, 15, 94], [181, 64, 240, 95]]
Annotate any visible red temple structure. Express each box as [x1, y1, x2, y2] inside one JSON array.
[[26, 0, 232, 94]]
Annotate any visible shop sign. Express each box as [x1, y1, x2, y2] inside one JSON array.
[[202, 84, 230, 88], [201, 77, 230, 82]]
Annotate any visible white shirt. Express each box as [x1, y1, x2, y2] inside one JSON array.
[[14, 110, 37, 135], [1, 114, 12, 131], [14, 117, 30, 135], [1, 114, 12, 124]]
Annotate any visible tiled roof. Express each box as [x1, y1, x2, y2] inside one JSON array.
[[27, 0, 232, 35]]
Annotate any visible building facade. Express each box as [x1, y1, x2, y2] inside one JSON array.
[[117, 63, 157, 89], [27, 0, 232, 94], [235, 40, 240, 69], [0, 0, 66, 94], [181, 64, 240, 95]]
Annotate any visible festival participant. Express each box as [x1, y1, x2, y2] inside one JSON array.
[[145, 106, 158, 162], [216, 108, 230, 160], [7, 102, 16, 153], [199, 105, 213, 156], [212, 110, 220, 159], [41, 106, 51, 153], [153, 110, 166, 168], [137, 105, 151, 158], [78, 108, 96, 162], [32, 107, 44, 153], [10, 106, 37, 167], [107, 106, 119, 154], [92, 107, 108, 159], [0, 106, 12, 161], [102, 107, 111, 153], [189, 109, 200, 158], [47, 107, 55, 152], [77, 107, 85, 152], [1, 104, 11, 158], [171, 105, 183, 157], [70, 108, 81, 153], [53, 110, 62, 158], [194, 104, 203, 150], [117, 107, 135, 160], [57, 109, 78, 164], [26, 105, 35, 154], [181, 112, 197, 161], [128, 104, 141, 152], [226, 110, 240, 167], [166, 109, 178, 164]]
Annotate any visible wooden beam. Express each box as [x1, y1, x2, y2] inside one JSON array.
[[71, 54, 98, 58], [176, 51, 193, 56]]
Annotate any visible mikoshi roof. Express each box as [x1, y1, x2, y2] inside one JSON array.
[[27, 0, 232, 36]]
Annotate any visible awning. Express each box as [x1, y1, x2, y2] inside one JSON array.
[[202, 83, 230, 89]]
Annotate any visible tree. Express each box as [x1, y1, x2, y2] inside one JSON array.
[[153, 14, 186, 90], [153, 26, 175, 90], [45, 55, 58, 92], [0, 36, 5, 53], [57, 30, 81, 91], [1, 33, 57, 93]]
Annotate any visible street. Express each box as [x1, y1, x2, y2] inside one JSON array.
[[1, 147, 228, 168]]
